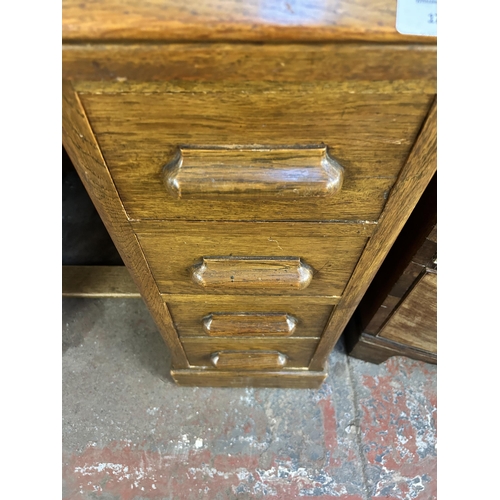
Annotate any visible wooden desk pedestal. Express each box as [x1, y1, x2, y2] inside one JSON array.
[[62, 0, 436, 387]]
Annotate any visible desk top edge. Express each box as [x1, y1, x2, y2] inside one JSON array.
[[62, 0, 437, 44]]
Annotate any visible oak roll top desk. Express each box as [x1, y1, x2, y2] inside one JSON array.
[[62, 0, 437, 388]]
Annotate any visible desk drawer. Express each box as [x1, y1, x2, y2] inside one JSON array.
[[133, 220, 375, 296], [166, 296, 336, 338], [181, 337, 319, 369], [81, 85, 433, 222]]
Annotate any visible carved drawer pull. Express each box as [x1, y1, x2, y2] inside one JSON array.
[[210, 351, 288, 370], [191, 256, 313, 290], [163, 146, 344, 199], [203, 313, 298, 337]]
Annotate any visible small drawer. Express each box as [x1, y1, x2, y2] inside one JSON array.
[[80, 86, 433, 222], [166, 296, 336, 338], [181, 338, 319, 369], [133, 220, 375, 296]]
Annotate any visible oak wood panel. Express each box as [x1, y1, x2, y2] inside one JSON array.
[[309, 99, 437, 370], [62, 0, 437, 43], [191, 257, 314, 291], [62, 81, 189, 369], [388, 262, 427, 299], [166, 296, 335, 337], [133, 221, 373, 296], [171, 368, 327, 388], [163, 146, 344, 199], [378, 271, 437, 353], [211, 351, 288, 370], [203, 313, 298, 337], [364, 295, 401, 336], [181, 337, 319, 368], [62, 265, 140, 297], [63, 44, 437, 88], [358, 175, 436, 335], [164, 294, 340, 305], [74, 80, 437, 96], [344, 176, 436, 363], [81, 89, 433, 221]]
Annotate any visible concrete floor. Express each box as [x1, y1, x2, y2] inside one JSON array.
[[62, 298, 437, 500]]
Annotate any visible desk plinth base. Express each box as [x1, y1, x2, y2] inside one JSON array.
[[171, 368, 327, 388]]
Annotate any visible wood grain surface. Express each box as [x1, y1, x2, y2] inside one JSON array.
[[62, 0, 437, 43], [62, 80, 189, 369], [64, 44, 436, 85], [358, 176, 436, 336], [171, 368, 327, 388], [81, 88, 433, 222], [164, 294, 340, 305], [363, 295, 401, 336], [309, 99, 437, 370], [181, 337, 319, 368], [348, 331, 437, 365], [133, 221, 373, 296], [166, 296, 335, 338], [364, 258, 433, 335], [378, 271, 437, 353]]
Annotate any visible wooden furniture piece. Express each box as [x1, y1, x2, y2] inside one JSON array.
[[62, 0, 436, 388], [345, 175, 437, 364]]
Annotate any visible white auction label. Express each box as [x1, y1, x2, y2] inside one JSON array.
[[396, 0, 437, 36]]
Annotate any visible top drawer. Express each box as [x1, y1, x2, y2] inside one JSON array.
[[81, 83, 434, 222]]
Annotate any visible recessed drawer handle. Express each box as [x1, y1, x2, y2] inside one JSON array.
[[210, 351, 288, 370], [163, 146, 344, 199], [203, 313, 298, 337], [191, 256, 313, 290]]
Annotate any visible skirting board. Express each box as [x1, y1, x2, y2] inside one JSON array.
[[62, 265, 140, 298], [171, 368, 328, 388]]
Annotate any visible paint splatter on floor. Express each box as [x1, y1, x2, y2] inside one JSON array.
[[63, 299, 436, 499]]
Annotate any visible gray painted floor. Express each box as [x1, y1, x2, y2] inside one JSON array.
[[63, 298, 437, 500]]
